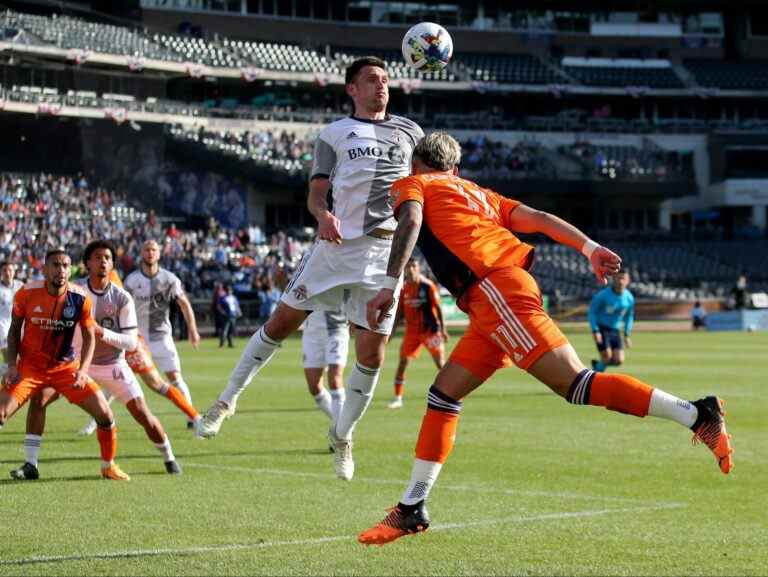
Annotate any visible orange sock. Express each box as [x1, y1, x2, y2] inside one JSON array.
[[590, 373, 653, 417], [394, 379, 405, 398], [415, 408, 460, 463], [96, 425, 117, 463], [165, 385, 200, 420]]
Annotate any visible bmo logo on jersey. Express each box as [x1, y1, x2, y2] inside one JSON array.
[[347, 144, 407, 165], [347, 146, 384, 160]]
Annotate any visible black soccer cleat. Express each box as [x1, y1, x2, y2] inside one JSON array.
[[164, 460, 183, 475], [10, 462, 39, 481], [690, 396, 733, 474], [358, 500, 431, 545]]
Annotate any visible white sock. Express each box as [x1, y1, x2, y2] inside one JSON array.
[[155, 438, 175, 462], [219, 327, 281, 406], [334, 362, 380, 440], [330, 388, 345, 423], [401, 458, 443, 505], [648, 389, 698, 428], [172, 377, 193, 404], [313, 389, 334, 420], [24, 434, 42, 466]]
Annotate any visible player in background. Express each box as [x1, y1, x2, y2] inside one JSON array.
[[198, 57, 424, 482], [0, 249, 128, 481], [589, 271, 634, 373], [77, 268, 201, 435], [0, 262, 24, 380], [358, 132, 733, 545], [388, 258, 447, 409], [124, 240, 201, 429], [302, 310, 349, 428], [10, 241, 182, 478]]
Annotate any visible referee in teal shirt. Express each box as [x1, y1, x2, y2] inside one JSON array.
[[588, 271, 634, 372]]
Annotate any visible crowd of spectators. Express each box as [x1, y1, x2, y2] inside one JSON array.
[[169, 125, 316, 175], [459, 136, 553, 179], [0, 173, 312, 310]]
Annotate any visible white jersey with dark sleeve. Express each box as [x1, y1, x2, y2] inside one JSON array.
[[311, 115, 424, 239], [75, 278, 137, 366], [124, 268, 185, 342]]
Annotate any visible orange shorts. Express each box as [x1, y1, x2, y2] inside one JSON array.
[[5, 363, 100, 406], [126, 334, 154, 375], [400, 329, 444, 359], [450, 267, 569, 381]]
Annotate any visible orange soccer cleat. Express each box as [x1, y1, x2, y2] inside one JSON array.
[[691, 396, 734, 474], [358, 502, 430, 546], [101, 463, 131, 481]]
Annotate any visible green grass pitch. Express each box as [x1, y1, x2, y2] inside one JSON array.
[[1, 329, 766, 576]]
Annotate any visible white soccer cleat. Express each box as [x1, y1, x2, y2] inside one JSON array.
[[225, 401, 237, 420], [387, 397, 404, 410], [78, 419, 98, 436], [329, 428, 354, 481], [196, 400, 230, 439]]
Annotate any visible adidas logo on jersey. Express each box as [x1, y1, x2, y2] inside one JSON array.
[[33, 305, 43, 313], [347, 131, 358, 139]]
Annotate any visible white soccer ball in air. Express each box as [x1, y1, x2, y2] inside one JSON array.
[[401, 22, 453, 72]]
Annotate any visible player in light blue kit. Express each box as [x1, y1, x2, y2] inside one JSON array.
[[589, 271, 634, 372]]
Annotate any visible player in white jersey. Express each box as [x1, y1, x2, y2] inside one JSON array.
[[124, 240, 200, 427], [9, 241, 181, 479], [302, 310, 350, 429], [0, 262, 24, 378], [10, 241, 181, 479], [199, 56, 424, 481]]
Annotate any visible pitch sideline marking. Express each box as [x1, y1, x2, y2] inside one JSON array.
[[185, 462, 680, 505], [0, 503, 685, 566]]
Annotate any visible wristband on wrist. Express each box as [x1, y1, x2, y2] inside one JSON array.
[[381, 275, 399, 290], [581, 239, 599, 258]]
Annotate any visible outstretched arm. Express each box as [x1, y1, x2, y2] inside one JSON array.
[[507, 204, 621, 284], [366, 200, 424, 329]]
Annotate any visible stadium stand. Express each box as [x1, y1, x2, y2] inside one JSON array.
[[457, 53, 563, 84], [685, 60, 768, 90], [168, 125, 315, 175], [0, 172, 310, 299], [562, 59, 685, 89]]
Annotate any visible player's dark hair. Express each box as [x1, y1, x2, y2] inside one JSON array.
[[0, 260, 13, 268], [83, 240, 117, 264], [44, 249, 69, 264], [345, 56, 386, 84]]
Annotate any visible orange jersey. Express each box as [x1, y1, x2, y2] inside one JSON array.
[[12, 280, 95, 372], [392, 173, 534, 300], [400, 277, 442, 334], [109, 269, 124, 289]]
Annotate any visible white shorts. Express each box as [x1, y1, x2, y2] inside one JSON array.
[[147, 334, 181, 373], [282, 236, 402, 335], [0, 322, 9, 349], [303, 326, 350, 369], [89, 360, 144, 404]]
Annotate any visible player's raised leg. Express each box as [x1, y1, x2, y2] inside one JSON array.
[[198, 302, 308, 438]]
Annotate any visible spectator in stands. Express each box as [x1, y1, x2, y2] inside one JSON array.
[[691, 301, 707, 331]]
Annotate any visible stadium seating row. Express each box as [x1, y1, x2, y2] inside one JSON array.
[[3, 9, 768, 90]]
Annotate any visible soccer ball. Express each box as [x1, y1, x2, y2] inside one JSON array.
[[401, 22, 453, 72]]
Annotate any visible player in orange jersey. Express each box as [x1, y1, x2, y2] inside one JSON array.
[[0, 249, 129, 481], [358, 132, 733, 545], [388, 258, 447, 409], [75, 268, 201, 436]]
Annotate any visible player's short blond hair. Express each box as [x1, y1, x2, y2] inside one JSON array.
[[413, 131, 461, 171]]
